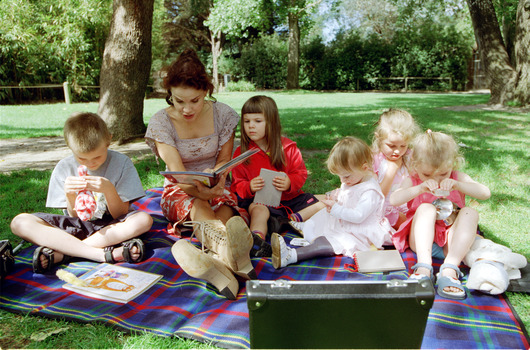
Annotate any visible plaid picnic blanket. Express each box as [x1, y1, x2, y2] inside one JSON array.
[[1, 188, 528, 349]]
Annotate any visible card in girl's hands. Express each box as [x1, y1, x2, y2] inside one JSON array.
[[254, 168, 284, 208]]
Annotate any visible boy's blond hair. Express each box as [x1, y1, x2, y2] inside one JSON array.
[[63, 112, 112, 153], [327, 136, 373, 175], [410, 130, 464, 172], [372, 109, 420, 153]]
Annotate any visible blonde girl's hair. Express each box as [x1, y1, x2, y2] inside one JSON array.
[[240, 95, 286, 170], [63, 112, 112, 154], [327, 136, 373, 175], [372, 109, 420, 153], [410, 130, 465, 172]]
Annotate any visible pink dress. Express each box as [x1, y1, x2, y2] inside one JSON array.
[[373, 152, 409, 227], [392, 171, 465, 252]]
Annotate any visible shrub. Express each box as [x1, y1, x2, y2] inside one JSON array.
[[225, 80, 256, 92]]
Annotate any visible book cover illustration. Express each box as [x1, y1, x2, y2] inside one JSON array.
[[161, 148, 259, 187], [60, 263, 163, 303], [253, 168, 284, 208]]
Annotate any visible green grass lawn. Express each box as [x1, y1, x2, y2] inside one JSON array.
[[0, 91, 528, 348]]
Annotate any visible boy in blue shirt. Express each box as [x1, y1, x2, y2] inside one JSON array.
[[10, 112, 153, 273]]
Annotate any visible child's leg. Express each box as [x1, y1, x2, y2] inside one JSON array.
[[295, 236, 335, 261], [248, 203, 270, 238], [440, 207, 479, 293], [247, 203, 272, 257], [10, 213, 110, 264], [82, 211, 153, 261], [408, 203, 437, 277], [271, 233, 334, 269], [296, 201, 325, 221]]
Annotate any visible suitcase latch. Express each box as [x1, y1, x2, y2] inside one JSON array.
[[270, 279, 292, 289]]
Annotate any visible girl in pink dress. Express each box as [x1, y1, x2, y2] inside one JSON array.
[[372, 109, 420, 229], [390, 130, 490, 299]]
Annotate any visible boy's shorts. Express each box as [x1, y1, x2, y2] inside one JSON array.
[[238, 193, 319, 218], [33, 211, 140, 240]]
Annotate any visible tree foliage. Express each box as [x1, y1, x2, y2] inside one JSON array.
[[0, 0, 112, 103]]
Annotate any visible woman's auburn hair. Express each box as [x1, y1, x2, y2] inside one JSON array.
[[240, 95, 285, 170], [163, 48, 215, 104]]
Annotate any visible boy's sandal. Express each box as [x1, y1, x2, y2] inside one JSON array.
[[408, 262, 435, 285], [32, 246, 71, 274], [104, 238, 145, 264], [436, 263, 466, 300]]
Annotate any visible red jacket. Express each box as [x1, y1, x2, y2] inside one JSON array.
[[230, 137, 308, 201]]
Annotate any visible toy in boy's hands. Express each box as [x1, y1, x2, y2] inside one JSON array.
[[74, 165, 97, 221]]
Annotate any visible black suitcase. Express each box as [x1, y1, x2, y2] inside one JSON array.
[[247, 279, 434, 349]]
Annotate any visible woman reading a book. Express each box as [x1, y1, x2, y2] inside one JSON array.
[[145, 49, 254, 300]]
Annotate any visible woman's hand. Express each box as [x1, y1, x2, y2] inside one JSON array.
[[194, 172, 228, 200], [272, 175, 291, 192]]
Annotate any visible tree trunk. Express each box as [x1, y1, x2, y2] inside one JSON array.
[[466, 0, 517, 105], [98, 0, 154, 143], [286, 10, 300, 89], [210, 30, 222, 91], [513, 0, 530, 105]]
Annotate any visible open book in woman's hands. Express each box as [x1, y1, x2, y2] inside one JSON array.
[[160, 148, 259, 187]]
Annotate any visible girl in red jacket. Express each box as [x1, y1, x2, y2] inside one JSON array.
[[231, 96, 324, 257]]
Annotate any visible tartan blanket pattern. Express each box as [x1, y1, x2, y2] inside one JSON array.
[[1, 188, 528, 349]]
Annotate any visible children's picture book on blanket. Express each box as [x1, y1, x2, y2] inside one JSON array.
[[253, 168, 284, 208], [353, 249, 406, 273], [160, 148, 259, 187], [60, 263, 163, 303]]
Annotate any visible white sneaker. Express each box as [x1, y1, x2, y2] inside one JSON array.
[[289, 220, 304, 235], [271, 233, 297, 269]]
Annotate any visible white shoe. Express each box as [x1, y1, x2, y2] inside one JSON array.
[[271, 233, 297, 269], [288, 221, 304, 235]]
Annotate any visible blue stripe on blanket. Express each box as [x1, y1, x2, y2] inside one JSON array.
[[1, 188, 528, 349]]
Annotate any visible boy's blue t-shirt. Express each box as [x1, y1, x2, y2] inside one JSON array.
[[46, 150, 145, 213]]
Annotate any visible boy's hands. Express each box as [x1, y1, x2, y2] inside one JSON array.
[[64, 176, 111, 194]]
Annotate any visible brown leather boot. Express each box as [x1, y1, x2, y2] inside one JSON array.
[[171, 239, 239, 299], [184, 218, 256, 279]]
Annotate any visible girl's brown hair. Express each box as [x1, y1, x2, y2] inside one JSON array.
[[327, 136, 373, 175], [410, 130, 465, 172], [240, 95, 285, 170], [163, 49, 215, 105]]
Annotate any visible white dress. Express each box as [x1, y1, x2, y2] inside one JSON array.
[[301, 177, 394, 258]]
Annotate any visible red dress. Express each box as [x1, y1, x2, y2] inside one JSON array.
[[392, 171, 465, 252]]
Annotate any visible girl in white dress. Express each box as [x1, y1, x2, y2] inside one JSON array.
[[271, 137, 394, 269]]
